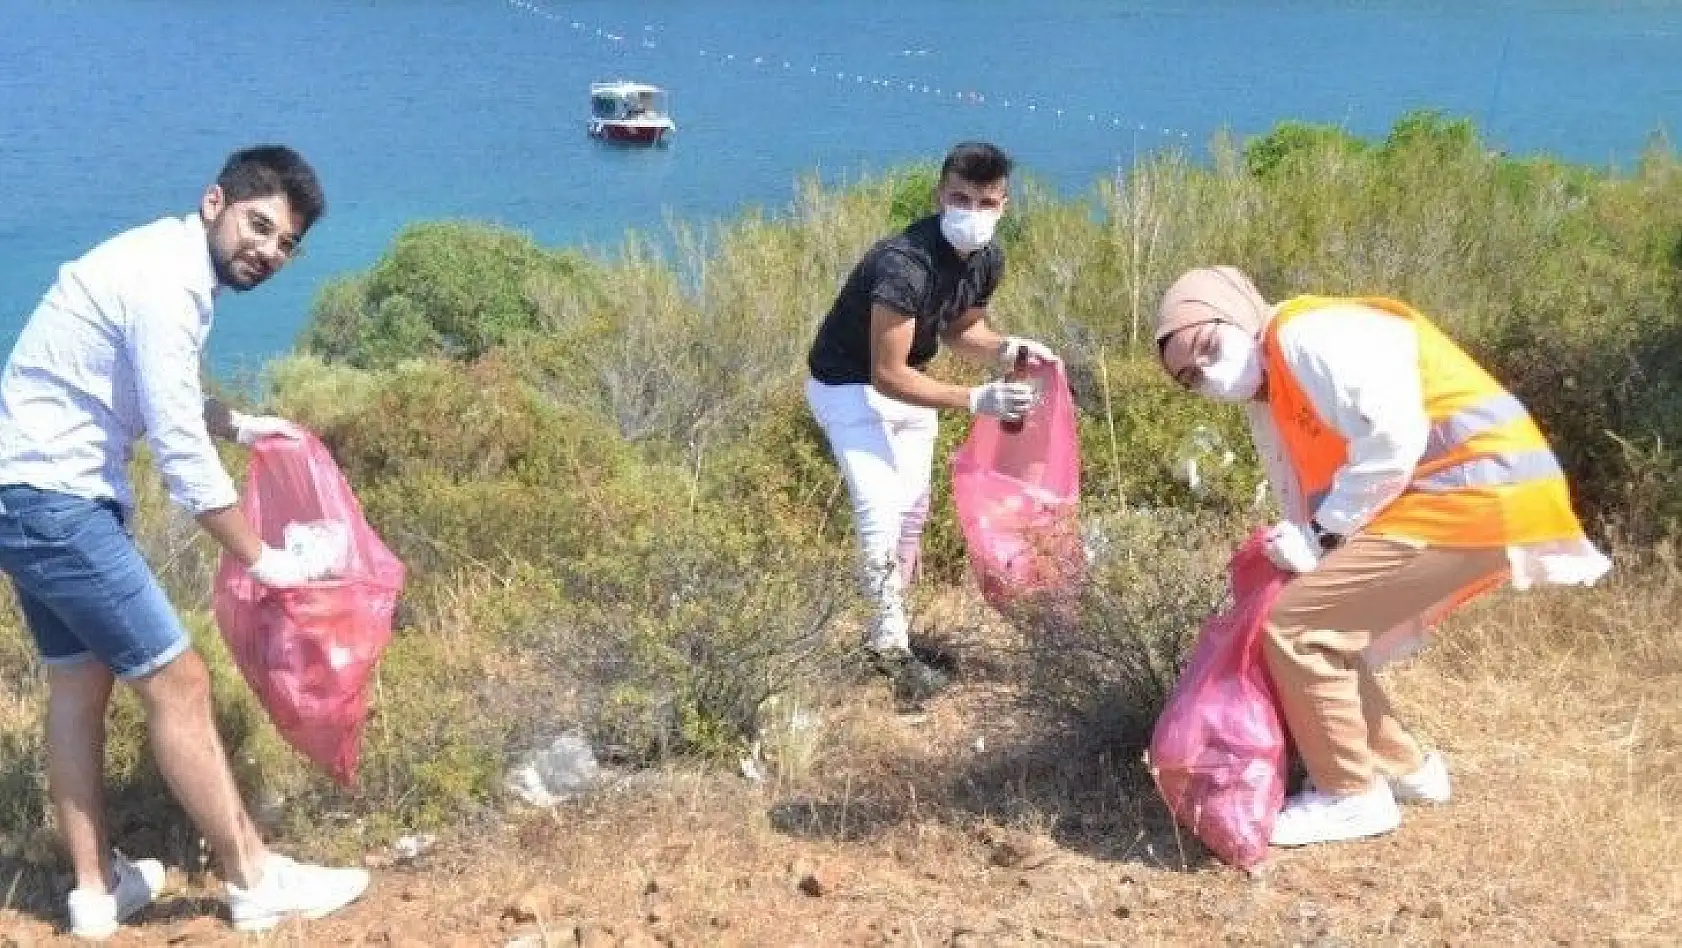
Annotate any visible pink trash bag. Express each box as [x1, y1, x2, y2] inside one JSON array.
[[1149, 531, 1292, 871], [212, 431, 406, 786], [952, 360, 1083, 609]]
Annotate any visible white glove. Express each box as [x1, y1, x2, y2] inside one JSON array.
[[247, 545, 330, 588], [229, 410, 304, 447], [969, 381, 1037, 420], [998, 336, 1059, 368], [1263, 521, 1322, 574]]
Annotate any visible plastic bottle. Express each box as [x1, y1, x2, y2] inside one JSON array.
[[1001, 347, 1031, 434]]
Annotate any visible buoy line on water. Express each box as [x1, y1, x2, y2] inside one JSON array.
[[503, 0, 1196, 143]]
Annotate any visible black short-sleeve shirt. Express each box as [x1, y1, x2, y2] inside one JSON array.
[[806, 214, 1004, 384]]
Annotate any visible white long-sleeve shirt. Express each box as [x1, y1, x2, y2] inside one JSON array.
[[0, 214, 239, 515]]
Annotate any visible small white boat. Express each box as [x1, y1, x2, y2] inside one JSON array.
[[588, 81, 675, 146]]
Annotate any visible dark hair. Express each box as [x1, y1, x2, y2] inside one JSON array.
[[216, 145, 326, 233], [938, 141, 1012, 187]]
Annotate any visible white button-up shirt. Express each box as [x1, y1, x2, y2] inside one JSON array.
[[0, 214, 239, 514]]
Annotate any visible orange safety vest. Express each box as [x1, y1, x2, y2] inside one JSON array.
[[1263, 295, 1586, 549]]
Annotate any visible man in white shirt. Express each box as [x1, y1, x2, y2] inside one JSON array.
[[0, 145, 369, 937]]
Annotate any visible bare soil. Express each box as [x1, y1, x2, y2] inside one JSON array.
[[3, 591, 1677, 947]]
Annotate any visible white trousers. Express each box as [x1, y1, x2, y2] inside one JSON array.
[[805, 380, 938, 652]]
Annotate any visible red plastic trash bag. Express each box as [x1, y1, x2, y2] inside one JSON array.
[[1148, 531, 1291, 871], [952, 360, 1083, 609], [212, 431, 405, 786]]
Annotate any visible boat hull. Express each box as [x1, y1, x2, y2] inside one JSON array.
[[589, 120, 672, 146]]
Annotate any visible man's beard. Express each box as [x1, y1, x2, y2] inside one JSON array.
[[209, 249, 255, 292], [208, 214, 263, 291]]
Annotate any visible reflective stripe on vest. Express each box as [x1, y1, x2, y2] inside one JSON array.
[[1411, 448, 1563, 492], [1422, 392, 1529, 464], [1304, 415, 1559, 511]]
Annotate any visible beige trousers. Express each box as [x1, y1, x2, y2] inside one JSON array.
[[1264, 535, 1508, 794]]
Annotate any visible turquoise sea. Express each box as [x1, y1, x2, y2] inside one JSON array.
[[2, 1, 1679, 373]]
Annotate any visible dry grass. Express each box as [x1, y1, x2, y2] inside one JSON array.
[[2, 568, 1678, 945]]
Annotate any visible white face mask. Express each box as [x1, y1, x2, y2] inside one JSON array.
[[940, 206, 1001, 253], [1196, 324, 1263, 402]]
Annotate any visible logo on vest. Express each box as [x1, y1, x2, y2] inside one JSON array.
[[1291, 404, 1324, 440]]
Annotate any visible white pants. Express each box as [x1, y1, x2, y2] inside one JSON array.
[[805, 379, 938, 652]]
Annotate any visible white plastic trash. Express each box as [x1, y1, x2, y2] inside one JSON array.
[[282, 520, 350, 579]]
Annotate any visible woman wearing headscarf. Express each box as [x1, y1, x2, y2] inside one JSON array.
[[1154, 267, 1611, 848]]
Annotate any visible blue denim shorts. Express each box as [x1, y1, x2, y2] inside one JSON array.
[[0, 485, 190, 679]]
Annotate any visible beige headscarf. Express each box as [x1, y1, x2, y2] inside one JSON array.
[[1154, 266, 1273, 372]]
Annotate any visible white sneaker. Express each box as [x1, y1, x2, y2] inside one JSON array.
[[226, 853, 370, 932], [66, 852, 166, 940], [1270, 781, 1401, 847], [1390, 751, 1452, 805]]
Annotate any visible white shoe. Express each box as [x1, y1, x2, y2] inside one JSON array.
[[1391, 751, 1452, 805], [1270, 781, 1401, 847], [67, 851, 166, 940], [226, 853, 370, 933]]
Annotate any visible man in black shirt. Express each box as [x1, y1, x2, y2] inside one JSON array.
[[805, 141, 1058, 698]]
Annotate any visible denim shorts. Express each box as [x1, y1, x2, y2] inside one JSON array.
[[0, 484, 190, 679]]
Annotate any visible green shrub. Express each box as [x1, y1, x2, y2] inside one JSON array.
[[1069, 355, 1264, 515], [1378, 109, 1479, 162], [884, 164, 939, 230], [1244, 120, 1369, 178], [303, 223, 608, 368], [349, 624, 507, 834], [263, 354, 383, 433], [690, 381, 851, 542], [1019, 508, 1240, 753], [323, 357, 631, 482], [540, 516, 859, 762]]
